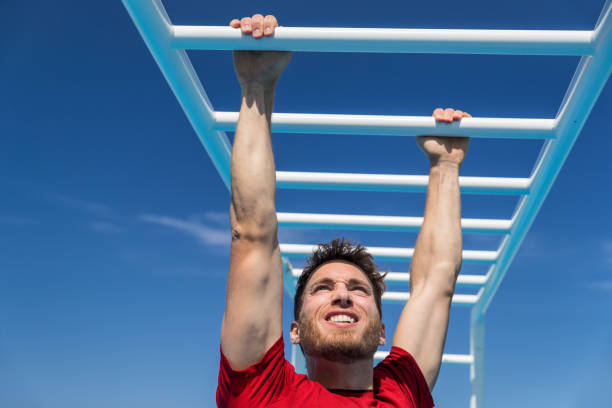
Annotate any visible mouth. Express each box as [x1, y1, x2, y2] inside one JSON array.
[[324, 311, 359, 327]]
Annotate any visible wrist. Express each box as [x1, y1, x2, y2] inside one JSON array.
[[240, 80, 276, 95], [430, 160, 461, 173], [239, 82, 276, 120]]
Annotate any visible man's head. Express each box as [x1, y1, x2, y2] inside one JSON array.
[[290, 238, 387, 364]]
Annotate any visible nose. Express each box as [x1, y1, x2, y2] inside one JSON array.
[[331, 284, 353, 308]]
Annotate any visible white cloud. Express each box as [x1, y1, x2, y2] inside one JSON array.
[[50, 193, 114, 218], [139, 213, 359, 249], [584, 280, 612, 293], [89, 221, 121, 233], [204, 211, 229, 225], [139, 214, 230, 246]]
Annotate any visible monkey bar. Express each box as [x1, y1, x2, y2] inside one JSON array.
[[122, 0, 612, 406]]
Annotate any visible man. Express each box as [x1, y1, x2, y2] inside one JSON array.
[[217, 13, 471, 407]]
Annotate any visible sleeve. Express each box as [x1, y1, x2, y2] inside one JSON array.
[[374, 346, 435, 408], [216, 336, 289, 408]]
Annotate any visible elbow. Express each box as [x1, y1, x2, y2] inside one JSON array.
[[416, 262, 461, 299], [231, 210, 279, 244]]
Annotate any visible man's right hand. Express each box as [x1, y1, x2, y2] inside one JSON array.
[[229, 14, 292, 88]]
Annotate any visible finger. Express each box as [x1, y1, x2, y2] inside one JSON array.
[[434, 110, 451, 122], [440, 108, 454, 122], [463, 112, 472, 118], [251, 14, 264, 39], [444, 108, 454, 123], [264, 15, 277, 36], [433, 108, 445, 121], [240, 17, 252, 34], [229, 19, 241, 28], [453, 110, 464, 120]]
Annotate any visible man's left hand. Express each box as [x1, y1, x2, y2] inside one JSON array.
[[417, 107, 471, 168]]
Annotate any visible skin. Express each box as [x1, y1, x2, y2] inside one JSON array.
[[290, 261, 385, 390], [221, 13, 470, 392]]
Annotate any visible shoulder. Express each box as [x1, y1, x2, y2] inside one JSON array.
[[217, 335, 295, 407], [374, 347, 434, 408]]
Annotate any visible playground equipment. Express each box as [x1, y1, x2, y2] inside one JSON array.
[[122, 1, 612, 406]]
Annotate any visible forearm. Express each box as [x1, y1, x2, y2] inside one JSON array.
[[230, 82, 278, 238], [410, 162, 462, 296], [393, 114, 468, 388], [222, 15, 289, 370], [223, 82, 283, 369]]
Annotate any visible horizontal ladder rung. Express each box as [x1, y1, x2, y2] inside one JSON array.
[[276, 171, 530, 194], [215, 112, 556, 139], [280, 244, 498, 264], [172, 26, 594, 56], [290, 269, 487, 286], [383, 291, 478, 305], [385, 272, 487, 286], [374, 350, 473, 365], [278, 212, 512, 233]]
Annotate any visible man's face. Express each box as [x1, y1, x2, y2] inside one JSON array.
[[290, 261, 385, 364]]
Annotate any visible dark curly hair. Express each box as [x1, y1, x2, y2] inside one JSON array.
[[293, 238, 387, 321]]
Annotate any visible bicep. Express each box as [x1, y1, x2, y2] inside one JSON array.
[[391, 287, 452, 389], [221, 234, 284, 370]]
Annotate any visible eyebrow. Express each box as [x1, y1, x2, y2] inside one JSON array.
[[309, 278, 372, 291]]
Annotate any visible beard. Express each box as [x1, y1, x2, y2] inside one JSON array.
[[298, 313, 382, 364]]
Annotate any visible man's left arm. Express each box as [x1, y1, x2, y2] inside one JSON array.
[[392, 107, 471, 390]]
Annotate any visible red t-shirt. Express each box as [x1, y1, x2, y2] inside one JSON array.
[[217, 336, 434, 407]]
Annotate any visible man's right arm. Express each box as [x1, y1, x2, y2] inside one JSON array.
[[220, 14, 292, 370]]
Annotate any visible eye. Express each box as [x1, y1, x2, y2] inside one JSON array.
[[352, 286, 370, 294], [313, 285, 330, 292]]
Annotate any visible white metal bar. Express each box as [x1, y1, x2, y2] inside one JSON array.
[[470, 314, 485, 408], [172, 26, 594, 56], [291, 268, 488, 286], [375, 350, 474, 364], [277, 212, 512, 234], [215, 112, 556, 139], [383, 291, 478, 305], [122, 0, 232, 189], [384, 272, 488, 286], [282, 258, 297, 300], [472, 0, 612, 318], [280, 243, 498, 264], [277, 171, 531, 194]]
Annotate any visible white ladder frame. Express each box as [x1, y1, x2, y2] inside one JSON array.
[[121, 1, 612, 406]]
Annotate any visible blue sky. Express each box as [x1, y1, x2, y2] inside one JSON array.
[[1, 0, 611, 407]]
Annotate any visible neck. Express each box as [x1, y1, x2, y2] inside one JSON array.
[[306, 356, 374, 390]]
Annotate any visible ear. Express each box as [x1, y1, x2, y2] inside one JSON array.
[[290, 321, 301, 344], [379, 322, 386, 347]]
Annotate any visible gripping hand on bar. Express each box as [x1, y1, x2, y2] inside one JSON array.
[[229, 14, 292, 89], [420, 108, 471, 167]]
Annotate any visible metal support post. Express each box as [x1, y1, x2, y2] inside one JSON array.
[[470, 312, 485, 408]]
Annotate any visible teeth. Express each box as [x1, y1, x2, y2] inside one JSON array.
[[329, 314, 355, 323]]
